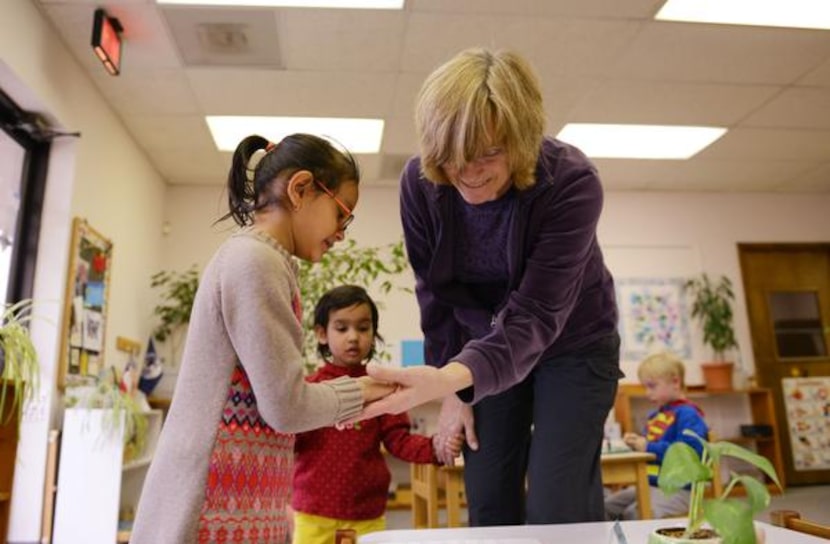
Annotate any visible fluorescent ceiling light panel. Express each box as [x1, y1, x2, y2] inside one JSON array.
[[206, 116, 385, 153], [555, 124, 726, 159], [157, 0, 404, 8], [656, 0, 830, 30]]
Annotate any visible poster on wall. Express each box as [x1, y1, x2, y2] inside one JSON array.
[[58, 217, 113, 389], [782, 377, 830, 471], [616, 277, 692, 361]]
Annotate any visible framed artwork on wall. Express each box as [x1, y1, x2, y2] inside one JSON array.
[[58, 217, 113, 389], [616, 277, 692, 362]]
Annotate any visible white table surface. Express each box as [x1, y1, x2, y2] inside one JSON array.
[[360, 518, 827, 543]]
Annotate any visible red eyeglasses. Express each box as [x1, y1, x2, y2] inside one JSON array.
[[314, 179, 355, 231]]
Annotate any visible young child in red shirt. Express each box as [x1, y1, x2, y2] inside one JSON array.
[[291, 285, 462, 543]]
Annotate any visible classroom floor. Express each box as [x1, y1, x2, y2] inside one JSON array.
[[384, 484, 830, 529]]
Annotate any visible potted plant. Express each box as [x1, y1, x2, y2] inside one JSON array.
[[64, 367, 149, 461], [0, 299, 40, 426], [298, 238, 410, 371], [684, 274, 739, 391], [652, 430, 781, 544]]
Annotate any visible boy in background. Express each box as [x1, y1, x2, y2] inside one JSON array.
[[605, 352, 709, 519]]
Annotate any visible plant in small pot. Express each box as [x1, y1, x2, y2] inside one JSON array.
[[64, 367, 149, 461], [651, 430, 781, 544], [0, 299, 40, 426], [684, 274, 739, 391]]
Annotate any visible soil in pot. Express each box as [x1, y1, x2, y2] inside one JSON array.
[[649, 527, 720, 544]]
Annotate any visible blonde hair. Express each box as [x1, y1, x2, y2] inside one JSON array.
[[637, 352, 686, 388], [414, 48, 546, 189]]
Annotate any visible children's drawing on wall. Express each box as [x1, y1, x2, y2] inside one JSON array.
[[83, 310, 104, 352], [616, 277, 692, 361], [782, 377, 830, 471]]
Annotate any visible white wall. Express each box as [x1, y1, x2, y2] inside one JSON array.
[[163, 184, 830, 388], [1, 1, 167, 540], [600, 191, 830, 383]]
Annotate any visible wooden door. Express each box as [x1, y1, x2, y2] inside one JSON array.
[[739, 244, 830, 486]]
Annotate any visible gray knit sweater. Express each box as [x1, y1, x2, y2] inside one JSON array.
[[131, 229, 364, 543]]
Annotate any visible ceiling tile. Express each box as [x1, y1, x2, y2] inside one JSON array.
[[149, 148, 226, 185], [699, 128, 830, 161], [569, 80, 781, 125], [95, 69, 199, 115], [612, 22, 830, 85], [187, 68, 396, 117], [410, 0, 664, 19], [741, 87, 830, 130], [798, 58, 830, 86], [120, 115, 216, 151], [27, 0, 830, 192], [778, 162, 830, 192], [278, 10, 406, 71]]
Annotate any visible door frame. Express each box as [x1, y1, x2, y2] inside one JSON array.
[[738, 243, 830, 486]]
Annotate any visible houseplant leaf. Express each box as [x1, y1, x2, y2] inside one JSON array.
[[657, 441, 711, 492], [711, 440, 781, 489], [703, 498, 754, 544]]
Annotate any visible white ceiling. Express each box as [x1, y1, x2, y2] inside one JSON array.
[[33, 0, 830, 192]]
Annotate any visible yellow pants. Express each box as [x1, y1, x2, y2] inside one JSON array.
[[292, 511, 385, 544]]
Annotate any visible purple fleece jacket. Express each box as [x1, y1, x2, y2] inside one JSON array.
[[400, 137, 618, 404]]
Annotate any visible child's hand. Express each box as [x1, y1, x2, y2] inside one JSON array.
[[623, 432, 647, 452], [432, 432, 464, 465]]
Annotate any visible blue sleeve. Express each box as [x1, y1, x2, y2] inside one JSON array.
[[647, 406, 709, 464]]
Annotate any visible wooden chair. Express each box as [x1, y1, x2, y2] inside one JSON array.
[[770, 509, 830, 539]]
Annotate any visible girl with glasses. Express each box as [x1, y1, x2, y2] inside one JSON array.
[[132, 134, 392, 544]]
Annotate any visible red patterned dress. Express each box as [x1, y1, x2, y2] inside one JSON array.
[[197, 365, 295, 543]]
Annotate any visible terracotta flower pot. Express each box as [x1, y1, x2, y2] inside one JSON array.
[[701, 361, 734, 392]]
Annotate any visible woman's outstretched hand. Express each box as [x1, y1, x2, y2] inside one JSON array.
[[356, 375, 397, 404], [344, 361, 474, 424]]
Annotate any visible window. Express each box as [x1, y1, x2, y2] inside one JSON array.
[[769, 291, 828, 358], [0, 86, 50, 303]]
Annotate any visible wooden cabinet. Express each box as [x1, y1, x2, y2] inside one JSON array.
[[0, 382, 19, 544], [613, 384, 786, 493], [53, 408, 163, 544]]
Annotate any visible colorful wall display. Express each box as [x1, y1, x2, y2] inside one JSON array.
[[782, 377, 830, 471]]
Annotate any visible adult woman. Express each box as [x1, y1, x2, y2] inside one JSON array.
[[358, 48, 622, 525]]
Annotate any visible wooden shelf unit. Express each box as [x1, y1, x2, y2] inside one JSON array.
[[53, 408, 163, 544], [0, 381, 19, 544], [613, 384, 786, 493]]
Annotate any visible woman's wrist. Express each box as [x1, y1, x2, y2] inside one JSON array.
[[440, 361, 473, 394]]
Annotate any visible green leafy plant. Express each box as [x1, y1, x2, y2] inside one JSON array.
[[684, 274, 738, 361], [151, 266, 199, 342], [1, 299, 40, 425], [64, 368, 149, 456], [151, 266, 199, 370], [298, 239, 410, 369], [657, 430, 781, 544]]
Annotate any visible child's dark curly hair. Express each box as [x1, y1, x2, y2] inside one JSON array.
[[314, 285, 383, 361]]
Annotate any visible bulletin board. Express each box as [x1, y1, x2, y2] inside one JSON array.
[[58, 218, 113, 389], [782, 377, 830, 471]]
